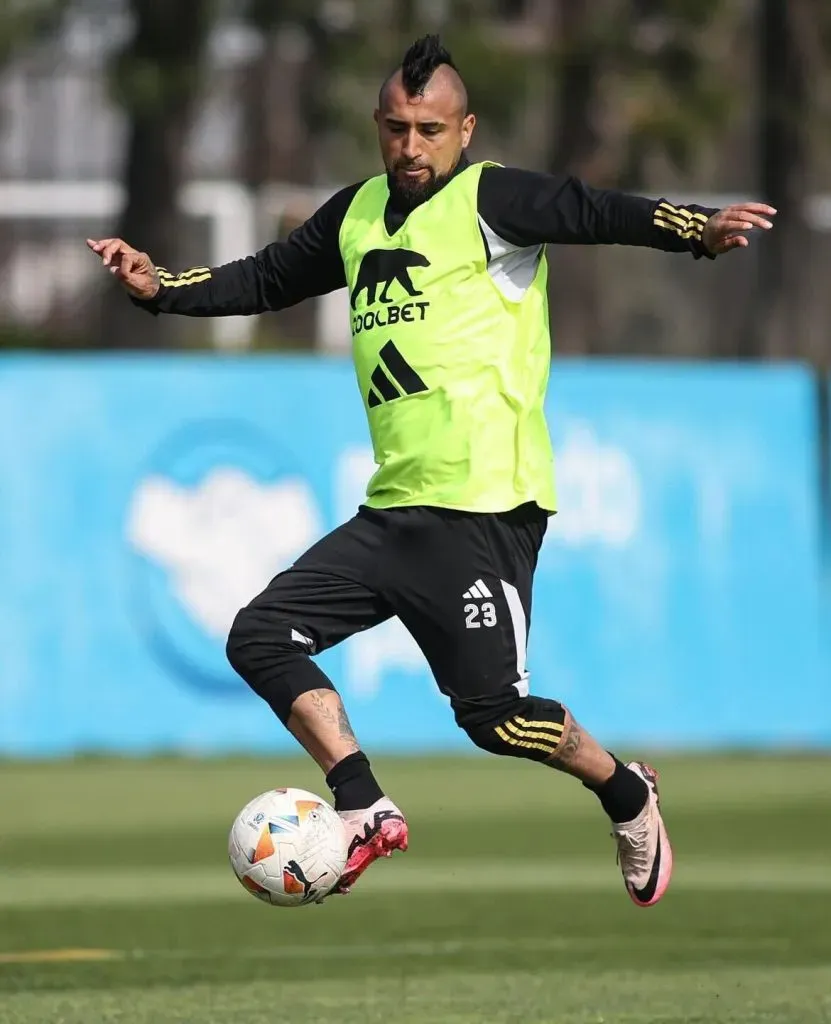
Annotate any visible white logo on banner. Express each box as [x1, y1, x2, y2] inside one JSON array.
[[127, 467, 323, 637], [345, 619, 430, 700], [548, 423, 642, 547]]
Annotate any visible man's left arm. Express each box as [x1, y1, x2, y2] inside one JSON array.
[[478, 166, 776, 259]]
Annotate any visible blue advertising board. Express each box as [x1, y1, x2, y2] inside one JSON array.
[[822, 374, 831, 705], [0, 356, 826, 754]]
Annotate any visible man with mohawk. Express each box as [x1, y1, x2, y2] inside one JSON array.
[[89, 35, 775, 906]]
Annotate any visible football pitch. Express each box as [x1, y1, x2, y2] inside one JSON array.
[[2, 754, 830, 1023]]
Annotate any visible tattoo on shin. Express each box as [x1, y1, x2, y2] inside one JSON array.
[[307, 689, 338, 727], [305, 689, 359, 751]]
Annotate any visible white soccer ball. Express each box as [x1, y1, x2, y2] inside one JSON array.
[[228, 787, 348, 907]]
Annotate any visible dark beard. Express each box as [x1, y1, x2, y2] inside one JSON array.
[[387, 166, 452, 211]]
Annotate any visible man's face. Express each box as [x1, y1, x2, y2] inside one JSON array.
[[375, 70, 475, 209]]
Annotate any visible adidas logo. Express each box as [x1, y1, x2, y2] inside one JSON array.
[[367, 340, 428, 409], [462, 579, 493, 601]]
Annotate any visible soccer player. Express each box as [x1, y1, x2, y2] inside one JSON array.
[[88, 35, 775, 907]]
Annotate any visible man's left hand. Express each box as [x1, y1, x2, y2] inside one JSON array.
[[702, 203, 777, 256]]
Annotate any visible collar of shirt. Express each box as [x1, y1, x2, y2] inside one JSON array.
[[384, 153, 472, 234]]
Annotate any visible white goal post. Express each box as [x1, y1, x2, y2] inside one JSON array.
[[0, 181, 256, 351]]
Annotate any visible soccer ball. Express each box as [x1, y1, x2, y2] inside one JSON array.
[[228, 787, 348, 907]]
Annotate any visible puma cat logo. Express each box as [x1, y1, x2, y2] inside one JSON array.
[[350, 248, 431, 309]]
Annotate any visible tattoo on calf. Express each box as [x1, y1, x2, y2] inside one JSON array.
[[301, 689, 360, 754], [336, 702, 359, 748], [308, 689, 338, 726], [546, 719, 582, 773]]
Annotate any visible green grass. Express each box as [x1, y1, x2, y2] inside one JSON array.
[[1, 755, 830, 1023]]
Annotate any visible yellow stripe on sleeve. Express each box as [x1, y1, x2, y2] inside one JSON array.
[[159, 272, 213, 288], [654, 211, 703, 242], [157, 266, 213, 288]]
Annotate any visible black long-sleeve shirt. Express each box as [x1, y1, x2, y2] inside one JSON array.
[[137, 156, 718, 317]]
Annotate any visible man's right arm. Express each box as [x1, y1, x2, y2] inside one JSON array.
[[93, 183, 363, 317]]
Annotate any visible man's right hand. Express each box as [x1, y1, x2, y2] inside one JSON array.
[[86, 238, 161, 300]]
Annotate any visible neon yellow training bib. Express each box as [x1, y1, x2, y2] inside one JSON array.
[[339, 160, 556, 513]]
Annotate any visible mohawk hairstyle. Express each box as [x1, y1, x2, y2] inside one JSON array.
[[400, 34, 458, 97]]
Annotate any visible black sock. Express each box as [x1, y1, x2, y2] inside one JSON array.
[[586, 756, 649, 824], [325, 751, 384, 812]]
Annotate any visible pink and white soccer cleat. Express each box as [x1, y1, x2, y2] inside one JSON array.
[[612, 762, 674, 908], [334, 797, 409, 895]]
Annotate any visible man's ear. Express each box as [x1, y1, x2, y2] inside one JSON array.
[[461, 112, 476, 149]]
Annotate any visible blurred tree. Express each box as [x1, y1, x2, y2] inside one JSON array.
[[0, 0, 68, 65], [613, 0, 734, 190], [0, 0, 80, 350], [543, 3, 605, 356], [237, 0, 534, 186], [237, 1, 313, 188], [100, 0, 218, 348], [437, 2, 535, 146], [238, 0, 332, 186], [545, 0, 733, 189], [749, 0, 821, 361], [544, 0, 735, 355]]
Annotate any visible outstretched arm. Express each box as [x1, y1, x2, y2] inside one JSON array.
[[86, 182, 363, 316], [478, 166, 775, 259]]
